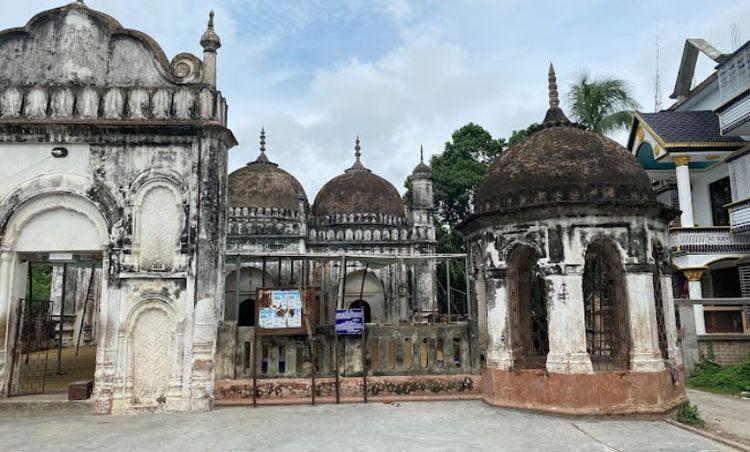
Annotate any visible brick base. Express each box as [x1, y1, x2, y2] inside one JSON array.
[[698, 338, 750, 365]]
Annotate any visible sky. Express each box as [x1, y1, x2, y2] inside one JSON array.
[[3, 0, 749, 199]]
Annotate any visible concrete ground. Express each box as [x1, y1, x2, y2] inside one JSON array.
[[0, 401, 728, 452], [688, 388, 750, 447]]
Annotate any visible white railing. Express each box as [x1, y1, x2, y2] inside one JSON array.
[[729, 198, 750, 233], [718, 89, 750, 134], [670, 226, 750, 254]]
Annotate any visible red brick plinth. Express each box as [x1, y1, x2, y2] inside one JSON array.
[[482, 367, 687, 415]]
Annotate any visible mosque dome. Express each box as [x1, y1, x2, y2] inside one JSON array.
[[228, 129, 308, 211], [312, 138, 405, 218], [472, 64, 655, 218]]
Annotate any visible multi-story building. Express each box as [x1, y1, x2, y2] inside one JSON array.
[[627, 38, 750, 364]]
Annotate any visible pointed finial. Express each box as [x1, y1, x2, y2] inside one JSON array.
[[346, 136, 368, 172], [251, 127, 271, 164], [201, 10, 221, 52], [548, 63, 559, 109], [419, 145, 424, 163]]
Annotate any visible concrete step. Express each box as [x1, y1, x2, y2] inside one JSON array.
[[0, 393, 93, 416]]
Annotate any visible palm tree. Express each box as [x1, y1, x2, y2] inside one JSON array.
[[567, 73, 640, 136]]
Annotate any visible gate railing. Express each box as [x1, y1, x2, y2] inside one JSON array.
[[216, 321, 480, 380], [11, 298, 54, 395]]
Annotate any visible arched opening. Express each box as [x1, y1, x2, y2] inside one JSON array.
[[0, 192, 109, 397], [507, 245, 549, 369], [651, 245, 669, 360], [344, 271, 385, 323], [224, 267, 276, 323], [349, 299, 372, 323], [583, 239, 631, 370], [238, 298, 256, 326]]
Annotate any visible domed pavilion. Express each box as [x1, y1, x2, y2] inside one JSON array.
[[459, 65, 686, 414]]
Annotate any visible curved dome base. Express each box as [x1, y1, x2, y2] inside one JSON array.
[[482, 367, 687, 415]]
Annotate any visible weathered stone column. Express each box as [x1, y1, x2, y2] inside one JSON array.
[[660, 273, 682, 365], [484, 270, 513, 370], [673, 156, 694, 227], [545, 272, 593, 373], [625, 272, 665, 372], [0, 249, 14, 396], [684, 269, 706, 335]]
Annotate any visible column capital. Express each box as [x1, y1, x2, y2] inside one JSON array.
[[672, 156, 690, 166], [682, 268, 705, 281]]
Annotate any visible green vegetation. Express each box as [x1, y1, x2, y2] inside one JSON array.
[[25, 263, 53, 302], [567, 72, 640, 136], [675, 402, 705, 427], [686, 358, 750, 396]]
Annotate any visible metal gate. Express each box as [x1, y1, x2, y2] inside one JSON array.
[[12, 297, 54, 395]]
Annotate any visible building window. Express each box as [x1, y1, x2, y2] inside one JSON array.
[[507, 246, 549, 369], [704, 307, 747, 334], [709, 177, 732, 226], [652, 246, 669, 360], [350, 299, 372, 323], [583, 240, 631, 371], [238, 298, 255, 326]]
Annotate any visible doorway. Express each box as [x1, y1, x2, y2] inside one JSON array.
[[11, 256, 101, 396]]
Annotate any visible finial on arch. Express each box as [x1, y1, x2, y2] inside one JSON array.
[[201, 10, 221, 52], [208, 10, 215, 29]]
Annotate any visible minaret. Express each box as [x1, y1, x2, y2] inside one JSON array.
[[411, 145, 434, 217], [200, 11, 221, 88]]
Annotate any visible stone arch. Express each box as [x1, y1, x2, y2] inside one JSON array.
[[122, 296, 181, 406], [344, 270, 386, 323], [224, 266, 276, 323], [506, 244, 549, 369], [131, 177, 184, 272], [582, 238, 631, 370], [1, 191, 110, 251]]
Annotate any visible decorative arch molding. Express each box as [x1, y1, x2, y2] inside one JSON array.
[[119, 295, 184, 406], [0, 2, 202, 86], [501, 239, 546, 264], [579, 234, 629, 265], [0, 191, 110, 251], [131, 176, 185, 272], [128, 169, 188, 202], [0, 173, 119, 231]]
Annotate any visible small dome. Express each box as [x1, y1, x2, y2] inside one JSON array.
[[227, 130, 307, 211], [472, 64, 655, 217], [200, 11, 221, 51], [412, 145, 432, 178], [312, 138, 404, 218]]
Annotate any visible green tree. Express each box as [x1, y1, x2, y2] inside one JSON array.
[[567, 73, 640, 135], [432, 123, 505, 230]]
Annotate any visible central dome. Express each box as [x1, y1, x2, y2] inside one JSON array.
[[473, 65, 655, 218], [313, 138, 404, 218], [228, 130, 308, 211]]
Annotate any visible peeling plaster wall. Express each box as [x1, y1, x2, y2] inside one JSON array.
[[0, 3, 235, 415]]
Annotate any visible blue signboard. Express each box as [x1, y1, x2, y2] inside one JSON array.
[[335, 309, 365, 335]]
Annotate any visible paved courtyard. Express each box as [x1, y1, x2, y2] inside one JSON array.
[[0, 401, 728, 451]]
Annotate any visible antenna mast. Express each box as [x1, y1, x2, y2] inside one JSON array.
[[731, 22, 742, 50], [654, 36, 662, 112]]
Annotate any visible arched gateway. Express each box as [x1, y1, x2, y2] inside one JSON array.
[[0, 2, 236, 414]]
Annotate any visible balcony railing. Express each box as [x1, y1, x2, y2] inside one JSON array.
[[717, 88, 750, 135], [670, 226, 750, 254], [728, 198, 750, 234]]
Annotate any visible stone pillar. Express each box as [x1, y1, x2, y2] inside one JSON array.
[[684, 269, 706, 335], [484, 270, 513, 370], [0, 250, 14, 396], [625, 272, 665, 371], [673, 156, 694, 227], [660, 273, 682, 365], [545, 272, 593, 373]]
